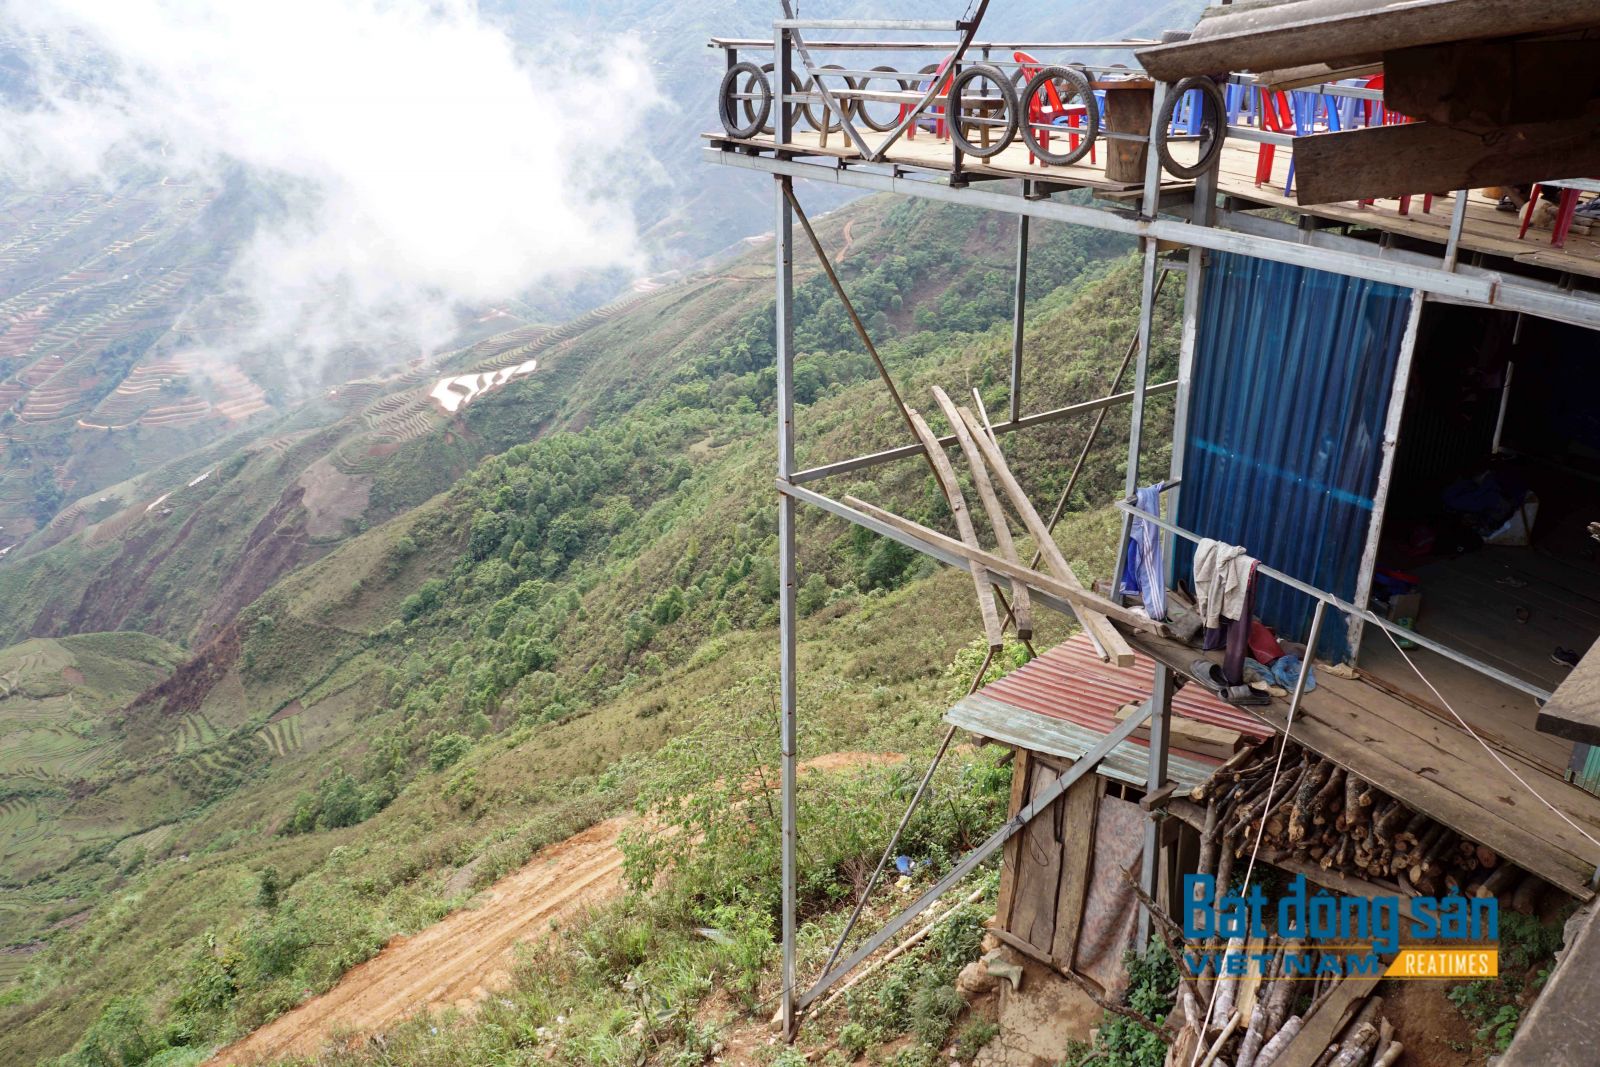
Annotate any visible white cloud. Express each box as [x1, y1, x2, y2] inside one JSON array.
[[0, 0, 660, 383]]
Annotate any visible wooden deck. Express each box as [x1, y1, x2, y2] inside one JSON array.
[[708, 127, 1600, 280], [1130, 629, 1600, 899], [1357, 545, 1600, 773]]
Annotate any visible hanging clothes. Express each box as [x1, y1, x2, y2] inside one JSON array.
[[1222, 561, 1258, 687], [1193, 538, 1254, 629], [1118, 482, 1168, 622]]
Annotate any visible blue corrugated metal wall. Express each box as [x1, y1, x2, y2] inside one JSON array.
[[1175, 252, 1413, 661]]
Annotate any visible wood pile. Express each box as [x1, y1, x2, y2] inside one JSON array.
[[1192, 739, 1534, 902], [1158, 935, 1404, 1067]]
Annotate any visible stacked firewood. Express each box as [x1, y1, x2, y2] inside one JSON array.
[[1191, 740, 1534, 902], [1157, 933, 1404, 1067]]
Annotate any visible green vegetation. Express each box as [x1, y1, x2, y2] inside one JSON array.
[[0, 192, 1179, 1064], [1446, 909, 1570, 1054], [1061, 943, 1179, 1067]]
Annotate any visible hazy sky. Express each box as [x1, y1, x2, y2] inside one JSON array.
[[0, 0, 661, 378]]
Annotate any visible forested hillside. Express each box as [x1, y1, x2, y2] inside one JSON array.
[[0, 192, 1183, 1065]]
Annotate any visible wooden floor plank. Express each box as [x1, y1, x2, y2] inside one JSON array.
[[708, 127, 1600, 279], [1129, 630, 1600, 897]]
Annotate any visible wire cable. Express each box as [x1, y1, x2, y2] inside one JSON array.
[[1185, 598, 1324, 1066], [1377, 624, 1600, 855]]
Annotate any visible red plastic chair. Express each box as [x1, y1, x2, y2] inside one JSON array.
[[1518, 183, 1590, 249], [1252, 87, 1294, 190], [903, 54, 954, 141], [1013, 50, 1094, 166]]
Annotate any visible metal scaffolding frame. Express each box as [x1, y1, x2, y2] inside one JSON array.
[[716, 16, 1600, 1039]]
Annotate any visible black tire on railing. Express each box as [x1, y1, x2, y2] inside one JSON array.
[[757, 63, 813, 135], [1019, 65, 1098, 167], [719, 61, 770, 139], [1156, 75, 1227, 179], [946, 62, 1018, 159], [802, 64, 860, 133], [858, 65, 912, 132]]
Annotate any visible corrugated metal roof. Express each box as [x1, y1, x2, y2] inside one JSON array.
[[945, 634, 1272, 791]]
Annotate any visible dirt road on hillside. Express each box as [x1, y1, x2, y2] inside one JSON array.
[[209, 753, 903, 1064], [210, 816, 629, 1065]]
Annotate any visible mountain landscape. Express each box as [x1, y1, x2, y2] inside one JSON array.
[[0, 2, 1225, 1065]]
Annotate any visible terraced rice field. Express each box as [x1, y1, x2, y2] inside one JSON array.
[[107, 822, 176, 866], [0, 796, 47, 873], [175, 712, 219, 754], [258, 715, 303, 758]]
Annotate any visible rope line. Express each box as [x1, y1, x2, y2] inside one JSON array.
[[1377, 624, 1600, 855]]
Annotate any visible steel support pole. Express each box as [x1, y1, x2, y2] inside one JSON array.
[[1137, 660, 1173, 947], [1166, 167, 1216, 580], [1349, 289, 1425, 659], [1113, 82, 1170, 600], [774, 22, 800, 1044], [1009, 206, 1030, 423]]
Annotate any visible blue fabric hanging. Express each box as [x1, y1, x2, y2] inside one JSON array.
[[1119, 482, 1168, 621], [1175, 253, 1412, 662]]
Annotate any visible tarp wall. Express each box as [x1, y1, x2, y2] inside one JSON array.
[[1175, 252, 1412, 662]]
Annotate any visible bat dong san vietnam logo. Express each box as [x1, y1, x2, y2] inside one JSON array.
[[1182, 874, 1499, 980]]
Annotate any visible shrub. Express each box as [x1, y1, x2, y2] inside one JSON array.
[[909, 981, 964, 1048], [430, 733, 472, 770]]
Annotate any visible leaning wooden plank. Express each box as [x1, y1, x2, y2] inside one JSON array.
[[1048, 772, 1102, 967], [954, 405, 1136, 666], [842, 495, 1159, 636], [1293, 114, 1600, 206], [907, 407, 1003, 650], [931, 387, 1032, 640], [1272, 976, 1385, 1067], [995, 748, 1034, 928]]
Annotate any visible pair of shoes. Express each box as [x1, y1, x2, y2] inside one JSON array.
[[1551, 647, 1580, 668], [1496, 195, 1518, 212]]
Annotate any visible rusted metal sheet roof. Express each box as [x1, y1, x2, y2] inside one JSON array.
[[945, 634, 1271, 790]]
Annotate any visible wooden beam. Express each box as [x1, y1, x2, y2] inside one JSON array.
[[1134, 0, 1600, 83], [930, 386, 1033, 640], [953, 405, 1136, 666], [1293, 115, 1600, 206], [906, 406, 1004, 651], [1536, 640, 1600, 745], [841, 495, 1160, 637], [1256, 61, 1382, 92], [1385, 40, 1600, 129]]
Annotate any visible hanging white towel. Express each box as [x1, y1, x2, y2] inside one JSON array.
[[1193, 538, 1253, 628]]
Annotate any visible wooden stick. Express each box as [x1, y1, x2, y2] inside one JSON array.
[[906, 407, 1003, 650], [1255, 1014, 1301, 1067], [953, 404, 1135, 665], [1372, 1042, 1403, 1067], [842, 495, 1158, 635], [1198, 1010, 1243, 1067], [990, 926, 1173, 1038], [811, 886, 986, 1014], [931, 386, 1033, 639]]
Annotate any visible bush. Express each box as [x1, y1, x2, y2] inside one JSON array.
[[909, 981, 964, 1047], [429, 732, 473, 770]]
